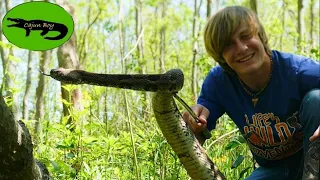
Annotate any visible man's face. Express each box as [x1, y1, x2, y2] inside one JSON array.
[[222, 25, 267, 76]]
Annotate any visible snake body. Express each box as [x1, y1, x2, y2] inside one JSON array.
[[50, 68, 226, 180], [49, 68, 319, 180], [303, 137, 320, 180]]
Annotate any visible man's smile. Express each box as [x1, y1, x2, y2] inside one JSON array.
[[237, 53, 254, 63]]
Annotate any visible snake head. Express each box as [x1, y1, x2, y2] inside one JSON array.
[[50, 68, 82, 84]]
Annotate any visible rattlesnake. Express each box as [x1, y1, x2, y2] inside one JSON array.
[[47, 68, 319, 180], [303, 137, 320, 180]]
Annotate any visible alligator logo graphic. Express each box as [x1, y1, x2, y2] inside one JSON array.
[[7, 18, 68, 40], [2, 1, 74, 50]]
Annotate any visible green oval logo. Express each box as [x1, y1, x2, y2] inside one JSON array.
[[2, 2, 74, 51]]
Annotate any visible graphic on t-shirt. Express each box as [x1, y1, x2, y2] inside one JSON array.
[[243, 111, 303, 160]]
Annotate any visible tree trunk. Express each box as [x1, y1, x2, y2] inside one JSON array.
[[150, 6, 159, 72], [78, 4, 102, 66], [280, 0, 286, 51], [207, 0, 211, 18], [309, 0, 314, 47], [0, 95, 51, 179], [135, 0, 149, 119], [250, 0, 258, 14], [0, 0, 6, 83], [215, 0, 220, 12], [297, 0, 305, 51], [159, 0, 167, 73], [55, 0, 83, 126], [118, 0, 139, 178], [118, 0, 127, 117], [102, 41, 109, 133], [0, 0, 20, 120], [34, 50, 51, 141], [0, 1, 5, 70], [135, 0, 145, 76], [22, 51, 33, 120], [191, 0, 200, 102]]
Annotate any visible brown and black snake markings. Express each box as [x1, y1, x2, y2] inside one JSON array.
[[7, 18, 68, 40], [303, 137, 320, 180], [48, 68, 319, 180]]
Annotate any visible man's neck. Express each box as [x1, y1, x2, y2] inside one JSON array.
[[238, 55, 272, 92]]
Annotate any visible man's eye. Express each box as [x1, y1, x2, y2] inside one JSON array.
[[224, 42, 233, 50], [241, 33, 252, 39], [224, 42, 232, 48]]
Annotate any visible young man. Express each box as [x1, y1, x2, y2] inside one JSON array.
[[183, 6, 320, 180]]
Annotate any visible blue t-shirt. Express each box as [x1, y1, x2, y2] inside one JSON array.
[[198, 50, 320, 167]]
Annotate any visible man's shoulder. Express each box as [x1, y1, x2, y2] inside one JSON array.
[[271, 50, 310, 69], [206, 65, 231, 84], [209, 65, 225, 76]]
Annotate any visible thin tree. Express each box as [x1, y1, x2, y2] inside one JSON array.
[[78, 2, 102, 66], [0, 0, 20, 119], [22, 51, 33, 120], [135, 0, 149, 119], [159, 0, 167, 73], [309, 0, 315, 47], [297, 0, 305, 52], [55, 2, 83, 178], [280, 0, 286, 51], [150, 6, 159, 72], [249, 0, 258, 15], [102, 38, 109, 133], [118, 0, 139, 179], [22, 1, 35, 121], [215, 0, 220, 12], [55, 0, 83, 126], [207, 0, 212, 18], [34, 50, 51, 142], [191, 0, 201, 102]]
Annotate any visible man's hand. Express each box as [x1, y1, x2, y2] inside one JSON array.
[[309, 125, 320, 142], [183, 104, 209, 134]]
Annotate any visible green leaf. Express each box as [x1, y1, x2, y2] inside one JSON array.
[[55, 160, 72, 173], [231, 155, 245, 169], [83, 161, 91, 172], [56, 143, 74, 149], [310, 48, 318, 53], [66, 153, 74, 158], [61, 84, 77, 92], [55, 145, 69, 149], [50, 160, 60, 171], [235, 135, 247, 143], [225, 140, 242, 150], [238, 167, 252, 180], [61, 99, 73, 106]]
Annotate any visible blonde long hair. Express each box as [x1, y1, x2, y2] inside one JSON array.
[[204, 6, 271, 74]]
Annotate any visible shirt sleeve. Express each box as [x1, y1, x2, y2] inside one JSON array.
[[197, 69, 225, 131], [298, 58, 320, 95]]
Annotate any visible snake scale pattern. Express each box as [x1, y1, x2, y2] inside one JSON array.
[[303, 137, 320, 180], [49, 68, 319, 180]]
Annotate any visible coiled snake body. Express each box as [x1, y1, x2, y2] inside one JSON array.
[[49, 68, 319, 180]]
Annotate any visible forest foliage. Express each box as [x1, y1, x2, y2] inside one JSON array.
[[0, 0, 319, 179]]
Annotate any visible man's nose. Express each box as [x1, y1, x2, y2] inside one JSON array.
[[234, 39, 248, 53]]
